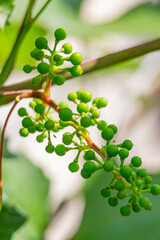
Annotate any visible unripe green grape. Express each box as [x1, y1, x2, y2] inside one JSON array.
[[119, 148, 129, 159], [107, 124, 117, 134], [30, 49, 44, 60], [97, 120, 107, 130], [59, 102, 68, 109], [19, 128, 29, 137], [79, 90, 92, 103], [76, 89, 85, 99], [106, 145, 118, 157], [44, 120, 55, 130], [68, 162, 79, 172], [23, 64, 32, 73], [81, 169, 91, 179], [103, 161, 114, 172], [108, 197, 118, 207], [35, 37, 48, 49], [93, 98, 99, 105], [84, 150, 95, 160], [77, 103, 89, 113], [132, 203, 141, 213], [120, 206, 131, 216], [62, 132, 72, 145], [35, 104, 45, 114], [18, 108, 27, 117], [54, 28, 67, 41], [34, 98, 43, 104], [135, 179, 143, 187], [144, 176, 152, 184], [101, 188, 111, 198], [90, 106, 98, 113], [97, 97, 108, 108], [80, 116, 91, 128], [83, 161, 96, 174], [37, 62, 49, 74], [114, 180, 124, 191], [68, 92, 78, 101], [136, 169, 147, 178], [59, 120, 68, 127], [71, 65, 83, 77], [101, 127, 114, 141], [36, 135, 44, 143], [55, 75, 65, 86], [139, 197, 151, 210], [92, 110, 100, 118], [54, 54, 62, 62], [55, 144, 66, 156], [45, 144, 54, 153], [131, 156, 142, 167], [29, 101, 37, 109], [122, 139, 133, 150], [59, 108, 73, 121], [120, 165, 132, 178], [36, 123, 44, 132], [62, 43, 72, 54], [22, 117, 32, 128], [151, 184, 160, 195], [28, 124, 36, 133], [70, 52, 82, 65], [117, 190, 126, 199], [32, 76, 41, 86]]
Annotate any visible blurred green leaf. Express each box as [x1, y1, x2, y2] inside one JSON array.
[[0, 131, 15, 158], [3, 153, 51, 240], [0, 0, 14, 29], [62, 0, 83, 11], [0, 202, 25, 240], [72, 171, 160, 240]]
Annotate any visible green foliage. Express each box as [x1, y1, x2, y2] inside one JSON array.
[[0, 0, 14, 29]]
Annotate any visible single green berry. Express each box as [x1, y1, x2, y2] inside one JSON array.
[[44, 120, 55, 130], [120, 206, 131, 216], [90, 106, 98, 113], [59, 102, 68, 109], [151, 184, 160, 195], [36, 123, 44, 132], [83, 161, 96, 174], [35, 104, 45, 114], [34, 98, 43, 104], [77, 103, 89, 113], [71, 65, 83, 77], [132, 203, 141, 213], [31, 49, 44, 60], [70, 52, 82, 65], [28, 125, 36, 133], [93, 98, 99, 105], [92, 110, 100, 118], [45, 144, 54, 153], [55, 75, 65, 86], [80, 116, 91, 128], [18, 108, 27, 117], [119, 148, 129, 159], [120, 165, 132, 178], [101, 127, 114, 140], [122, 139, 133, 150], [55, 144, 66, 156], [79, 90, 92, 103], [101, 188, 111, 198], [54, 54, 62, 62], [135, 179, 143, 187], [32, 76, 41, 86], [37, 62, 49, 74], [131, 156, 142, 167], [22, 117, 32, 128], [59, 108, 73, 121], [62, 132, 72, 145], [97, 97, 108, 108], [68, 92, 78, 101], [108, 197, 118, 207], [19, 128, 29, 137], [76, 89, 85, 99], [139, 197, 151, 210], [81, 169, 91, 179], [106, 145, 118, 157], [35, 37, 48, 49], [144, 176, 152, 184], [114, 180, 124, 191], [84, 150, 95, 160], [103, 161, 114, 172], [36, 135, 44, 143], [117, 191, 126, 199], [97, 120, 107, 130], [68, 162, 79, 172], [23, 64, 32, 73], [107, 124, 117, 134], [54, 28, 67, 41], [62, 43, 72, 54], [29, 101, 36, 109], [136, 169, 147, 178]]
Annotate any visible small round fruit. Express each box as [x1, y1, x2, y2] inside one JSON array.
[[35, 104, 45, 114], [83, 161, 96, 174], [36, 123, 44, 132], [139, 197, 151, 210], [71, 65, 83, 77], [55, 144, 66, 156], [55, 75, 65, 85], [136, 169, 147, 178], [132, 203, 141, 213], [107, 124, 117, 134], [103, 161, 114, 172], [37, 62, 49, 74], [97, 120, 107, 130], [120, 166, 132, 178], [80, 116, 91, 128], [114, 180, 124, 191], [92, 110, 100, 118], [36, 135, 44, 143], [101, 127, 114, 140], [59, 102, 68, 109], [117, 191, 126, 199], [59, 108, 73, 121], [108, 197, 118, 207], [120, 206, 131, 216], [122, 139, 133, 150], [19, 128, 29, 137], [79, 90, 92, 103], [68, 162, 79, 172], [44, 120, 55, 130], [81, 169, 91, 179], [62, 132, 72, 145], [101, 188, 111, 198], [18, 108, 27, 117], [22, 117, 32, 128], [144, 176, 152, 184], [45, 144, 54, 153], [70, 52, 82, 65], [97, 97, 108, 108], [77, 103, 89, 113], [151, 184, 160, 195], [135, 179, 143, 187], [119, 148, 129, 159], [62, 43, 72, 54], [106, 145, 118, 157], [68, 92, 78, 101], [54, 28, 67, 41], [23, 64, 32, 73], [131, 156, 142, 167], [35, 37, 48, 49], [84, 150, 95, 161], [28, 125, 36, 133]]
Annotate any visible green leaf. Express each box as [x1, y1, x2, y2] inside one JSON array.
[[3, 153, 51, 240], [0, 131, 15, 158], [72, 171, 160, 240], [0, 202, 25, 240], [0, 0, 14, 29]]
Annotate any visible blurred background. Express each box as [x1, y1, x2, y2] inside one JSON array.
[[0, 0, 160, 239]]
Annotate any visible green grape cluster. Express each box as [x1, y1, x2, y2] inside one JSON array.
[[23, 28, 83, 86], [20, 28, 160, 217]]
